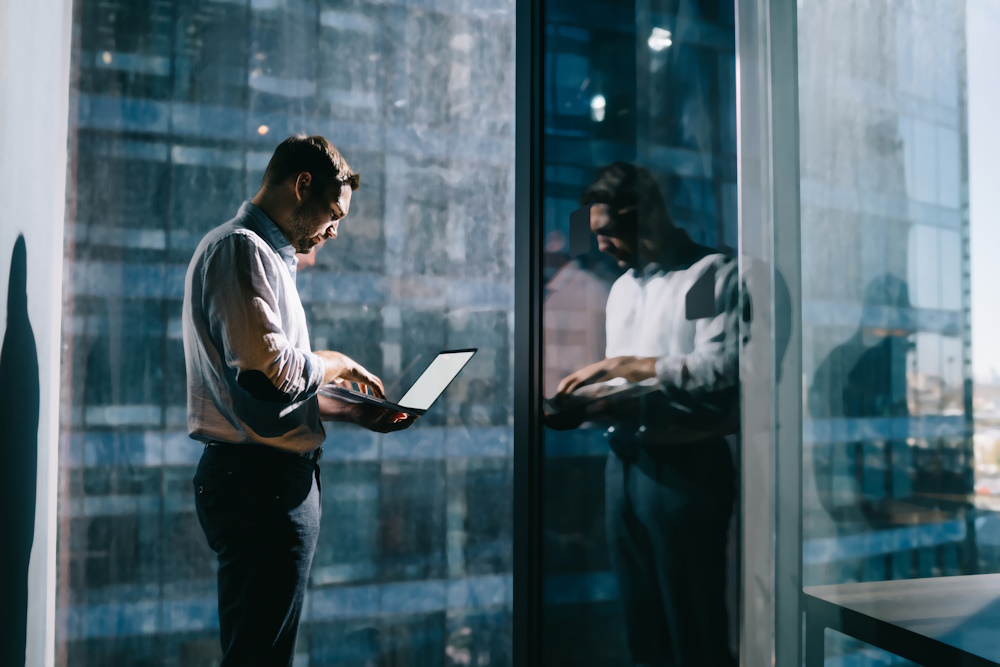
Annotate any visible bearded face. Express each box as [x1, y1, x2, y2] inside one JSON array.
[[284, 183, 351, 253]]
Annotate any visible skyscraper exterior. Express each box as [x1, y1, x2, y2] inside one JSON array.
[[55, 0, 981, 665], [59, 1, 515, 664], [798, 0, 977, 588]]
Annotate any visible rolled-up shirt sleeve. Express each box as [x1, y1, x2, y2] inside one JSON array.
[[202, 233, 325, 404], [654, 258, 740, 394]]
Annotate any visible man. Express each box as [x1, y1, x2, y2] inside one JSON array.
[[555, 163, 739, 666], [182, 135, 415, 666]]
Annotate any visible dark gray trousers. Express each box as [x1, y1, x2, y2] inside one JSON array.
[[194, 444, 321, 667], [605, 439, 736, 667]]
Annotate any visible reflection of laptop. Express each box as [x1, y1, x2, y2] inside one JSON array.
[[318, 349, 477, 416], [543, 377, 670, 420]]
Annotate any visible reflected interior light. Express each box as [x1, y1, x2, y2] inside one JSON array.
[[590, 94, 606, 122], [257, 125, 269, 135], [101, 51, 112, 65], [647, 27, 673, 52]]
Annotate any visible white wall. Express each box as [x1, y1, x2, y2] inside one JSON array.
[[0, 0, 73, 664]]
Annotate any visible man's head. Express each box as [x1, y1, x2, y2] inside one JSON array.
[[580, 162, 673, 269], [254, 135, 360, 253]]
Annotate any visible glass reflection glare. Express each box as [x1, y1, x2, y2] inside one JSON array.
[[647, 27, 673, 52]]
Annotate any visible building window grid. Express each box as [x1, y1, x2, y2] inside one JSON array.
[[59, 1, 515, 664]]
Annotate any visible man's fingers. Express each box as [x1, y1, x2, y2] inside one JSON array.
[[371, 411, 415, 433], [367, 374, 386, 398], [341, 367, 386, 398], [558, 366, 605, 396], [557, 373, 581, 396], [356, 367, 385, 398], [559, 378, 582, 396]]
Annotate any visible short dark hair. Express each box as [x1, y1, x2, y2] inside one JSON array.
[[579, 162, 667, 224], [261, 135, 360, 195]]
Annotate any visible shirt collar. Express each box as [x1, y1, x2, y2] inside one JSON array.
[[238, 201, 299, 275]]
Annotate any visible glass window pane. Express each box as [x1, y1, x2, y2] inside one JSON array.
[[57, 1, 515, 664], [938, 126, 962, 209], [540, 1, 739, 664], [908, 224, 941, 309], [798, 1, 1000, 666], [940, 228, 963, 308]]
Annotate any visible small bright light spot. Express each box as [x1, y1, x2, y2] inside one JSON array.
[[590, 94, 606, 122], [257, 125, 269, 135], [101, 51, 112, 65], [648, 27, 673, 52]]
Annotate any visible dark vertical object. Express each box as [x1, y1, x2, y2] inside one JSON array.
[[514, 0, 544, 663], [0, 235, 40, 667]]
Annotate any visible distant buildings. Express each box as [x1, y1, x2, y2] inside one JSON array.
[[59, 1, 515, 664], [798, 0, 981, 586]]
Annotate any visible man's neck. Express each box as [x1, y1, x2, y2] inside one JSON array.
[[639, 227, 690, 273], [250, 191, 292, 241]]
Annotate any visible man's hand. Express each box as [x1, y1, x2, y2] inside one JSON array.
[[315, 350, 385, 398], [556, 356, 657, 397], [318, 394, 417, 433]]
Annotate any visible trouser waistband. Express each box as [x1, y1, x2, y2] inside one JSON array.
[[206, 440, 322, 464], [606, 430, 728, 481]]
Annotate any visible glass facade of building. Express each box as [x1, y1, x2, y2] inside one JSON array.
[[528, 0, 1000, 665], [799, 0, 977, 589], [795, 0, 1000, 662], [0, 0, 988, 665], [537, 0, 738, 664], [57, 1, 514, 665]]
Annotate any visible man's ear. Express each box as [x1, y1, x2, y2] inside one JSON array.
[[294, 172, 312, 202]]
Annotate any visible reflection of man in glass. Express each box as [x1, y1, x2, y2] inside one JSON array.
[[556, 163, 739, 666], [182, 135, 415, 666], [808, 274, 913, 530]]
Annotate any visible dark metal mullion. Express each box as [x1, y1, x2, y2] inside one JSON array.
[[513, 0, 544, 663]]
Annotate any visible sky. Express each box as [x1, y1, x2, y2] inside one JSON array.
[[967, 0, 1000, 383]]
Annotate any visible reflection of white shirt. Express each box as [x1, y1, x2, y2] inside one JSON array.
[[606, 251, 740, 395]]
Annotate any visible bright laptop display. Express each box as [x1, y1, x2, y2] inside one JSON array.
[[397, 350, 477, 411]]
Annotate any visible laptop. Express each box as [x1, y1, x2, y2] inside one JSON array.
[[318, 349, 477, 416]]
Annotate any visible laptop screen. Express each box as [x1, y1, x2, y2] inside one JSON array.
[[397, 350, 476, 411]]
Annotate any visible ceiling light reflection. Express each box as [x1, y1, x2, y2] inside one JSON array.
[[648, 27, 673, 52]]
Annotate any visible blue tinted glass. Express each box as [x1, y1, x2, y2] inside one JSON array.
[[541, 1, 739, 663], [58, 1, 515, 664], [798, 2, 1000, 666]]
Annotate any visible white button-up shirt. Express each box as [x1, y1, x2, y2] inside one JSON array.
[[605, 235, 740, 396], [182, 202, 326, 453]]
